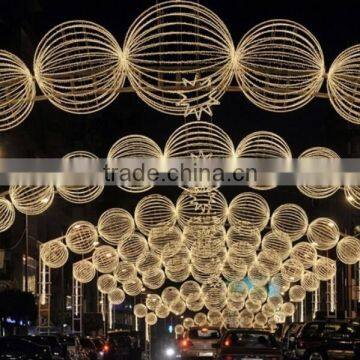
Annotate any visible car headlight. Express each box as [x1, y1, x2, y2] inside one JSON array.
[[165, 347, 175, 357]]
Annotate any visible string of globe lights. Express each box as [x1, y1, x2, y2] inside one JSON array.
[[1, 122, 360, 234], [1, 0, 360, 132], [36, 189, 360, 330]]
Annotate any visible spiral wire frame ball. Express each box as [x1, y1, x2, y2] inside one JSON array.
[[176, 189, 228, 228], [66, 220, 98, 255], [270, 273, 290, 294], [123, 277, 143, 296], [113, 261, 136, 283], [108, 288, 126, 305], [175, 324, 184, 336], [57, 151, 104, 204], [97, 274, 117, 294], [34, 20, 125, 114], [134, 303, 148, 318], [148, 226, 183, 255], [262, 231, 292, 260], [183, 317, 195, 330], [236, 131, 292, 190], [170, 299, 187, 316], [249, 286, 268, 304], [9, 185, 54, 215], [344, 186, 360, 210], [97, 208, 135, 246], [107, 135, 163, 193], [155, 303, 171, 319], [228, 242, 256, 268], [313, 256, 336, 281], [40, 240, 69, 269], [142, 268, 165, 290], [297, 147, 340, 199], [222, 260, 247, 282], [228, 281, 248, 302], [0, 197, 15, 232], [336, 236, 360, 265], [281, 258, 304, 283], [73, 260, 96, 284], [162, 286, 181, 306], [307, 217, 340, 250], [194, 312, 208, 327], [289, 285, 306, 302], [146, 294, 162, 311], [301, 270, 320, 292], [135, 194, 176, 235], [0, 51, 35, 131], [327, 45, 360, 124], [236, 19, 324, 112], [271, 203, 308, 241], [226, 226, 261, 249], [117, 232, 148, 264], [123, 0, 235, 118], [291, 242, 317, 269], [186, 294, 205, 312], [228, 192, 270, 231], [180, 281, 201, 301], [145, 312, 158, 326], [248, 263, 270, 287], [92, 245, 119, 273]]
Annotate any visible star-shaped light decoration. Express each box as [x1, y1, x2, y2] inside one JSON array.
[[176, 74, 220, 120], [188, 190, 217, 214]]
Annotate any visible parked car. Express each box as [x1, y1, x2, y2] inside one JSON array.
[[293, 320, 360, 360], [282, 323, 305, 359], [91, 338, 105, 358], [179, 327, 221, 359], [24, 335, 67, 359], [0, 336, 53, 359], [213, 329, 282, 360], [79, 338, 98, 360]]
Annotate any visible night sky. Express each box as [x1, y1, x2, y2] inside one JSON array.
[[0, 0, 360, 277]]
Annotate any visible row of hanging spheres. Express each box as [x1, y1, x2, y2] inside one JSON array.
[[38, 190, 360, 329], [2, 0, 360, 131], [1, 121, 360, 234]]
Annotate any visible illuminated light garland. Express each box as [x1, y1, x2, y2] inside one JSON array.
[[271, 203, 308, 241], [66, 220, 98, 255], [0, 197, 15, 232], [307, 217, 340, 250], [0, 50, 35, 131], [327, 45, 360, 124], [176, 189, 228, 228], [34, 20, 125, 114], [9, 185, 54, 216], [236, 131, 292, 190], [142, 268, 166, 290], [73, 260, 96, 284], [281, 258, 305, 283], [40, 240, 68, 269], [228, 192, 270, 231], [236, 19, 325, 112], [117, 232, 148, 263], [57, 151, 104, 204], [123, 0, 235, 118], [313, 256, 337, 281], [107, 135, 163, 193], [297, 147, 340, 199], [146, 294, 162, 311], [97, 274, 117, 294], [344, 186, 360, 210], [134, 303, 148, 318], [108, 288, 126, 305], [135, 194, 177, 235], [97, 208, 135, 245], [92, 245, 119, 273], [336, 236, 360, 265]]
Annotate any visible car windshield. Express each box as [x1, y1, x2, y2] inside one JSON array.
[[224, 332, 278, 348], [188, 328, 220, 339]]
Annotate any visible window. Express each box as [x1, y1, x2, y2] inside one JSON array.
[[188, 328, 220, 339]]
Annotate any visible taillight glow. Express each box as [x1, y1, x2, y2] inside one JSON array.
[[224, 339, 231, 347], [181, 339, 192, 348], [103, 344, 109, 352]]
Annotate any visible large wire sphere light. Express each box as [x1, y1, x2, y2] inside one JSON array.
[[40, 240, 69, 269], [123, 0, 235, 118], [0, 50, 35, 131], [0, 197, 15, 232], [34, 20, 125, 114], [236, 19, 325, 112]]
